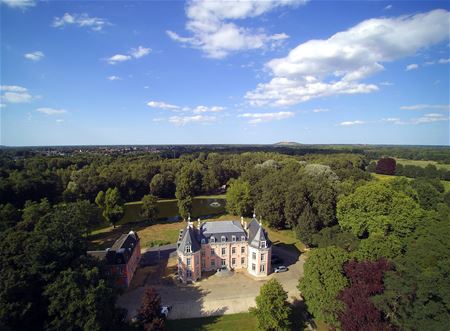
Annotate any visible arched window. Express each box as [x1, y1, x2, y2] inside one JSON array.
[[210, 236, 215, 243], [186, 245, 191, 253], [221, 236, 226, 243]]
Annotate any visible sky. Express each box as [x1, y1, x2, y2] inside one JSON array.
[[1, 0, 449, 146]]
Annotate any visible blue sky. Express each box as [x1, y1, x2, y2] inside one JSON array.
[[1, 0, 449, 146]]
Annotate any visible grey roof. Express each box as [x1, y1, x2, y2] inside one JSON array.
[[88, 231, 140, 265], [177, 226, 201, 254], [248, 218, 271, 249], [201, 220, 246, 243]]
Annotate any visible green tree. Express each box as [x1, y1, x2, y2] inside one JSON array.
[[353, 234, 403, 261], [177, 196, 192, 220], [337, 182, 424, 238], [374, 220, 450, 330], [411, 178, 443, 210], [44, 258, 120, 331], [0, 203, 21, 231], [226, 179, 252, 216], [96, 188, 124, 228], [175, 166, 197, 219], [141, 194, 159, 223], [149, 174, 165, 198], [294, 203, 320, 246], [251, 279, 291, 331], [298, 246, 350, 326], [19, 198, 51, 231], [137, 287, 165, 331]]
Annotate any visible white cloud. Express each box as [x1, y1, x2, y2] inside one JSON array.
[[24, 51, 44, 61], [245, 9, 450, 107], [147, 101, 180, 110], [238, 111, 294, 124], [384, 5, 393, 11], [130, 46, 151, 58], [380, 81, 394, 86], [52, 13, 110, 31], [192, 105, 225, 114], [339, 120, 365, 126], [107, 75, 121, 81], [169, 115, 216, 126], [167, 0, 305, 58], [36, 107, 67, 115], [438, 58, 450, 64], [406, 63, 419, 71], [105, 45, 151, 64], [400, 113, 450, 125], [382, 117, 401, 123], [56, 119, 64, 123], [400, 104, 450, 111], [1, 0, 35, 9], [0, 85, 32, 103], [312, 108, 330, 113]]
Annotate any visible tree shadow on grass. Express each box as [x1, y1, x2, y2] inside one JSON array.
[[272, 242, 301, 268], [290, 298, 316, 331], [164, 307, 229, 331]]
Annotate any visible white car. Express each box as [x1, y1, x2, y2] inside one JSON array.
[[274, 266, 288, 273], [160, 305, 172, 318]]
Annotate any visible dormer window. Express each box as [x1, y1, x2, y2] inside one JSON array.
[[221, 236, 226, 243], [241, 236, 246, 241], [211, 236, 215, 243], [232, 235, 236, 242], [186, 245, 191, 253], [201, 238, 206, 244], [261, 241, 266, 248]]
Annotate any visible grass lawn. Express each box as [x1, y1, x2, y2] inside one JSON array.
[[165, 313, 258, 331], [395, 158, 450, 170]]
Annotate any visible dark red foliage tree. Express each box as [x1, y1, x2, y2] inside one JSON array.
[[375, 158, 397, 175], [138, 287, 165, 331], [338, 259, 394, 331]]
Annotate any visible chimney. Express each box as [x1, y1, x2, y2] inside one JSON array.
[[198, 218, 201, 229], [240, 216, 244, 226], [244, 221, 248, 231]]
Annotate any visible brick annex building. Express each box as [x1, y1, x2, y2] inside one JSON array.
[[88, 231, 141, 287], [176, 216, 272, 283]]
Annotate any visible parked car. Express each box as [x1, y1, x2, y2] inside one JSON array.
[[160, 305, 172, 318], [274, 266, 288, 273]]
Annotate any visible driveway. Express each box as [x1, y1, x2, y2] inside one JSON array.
[[118, 245, 305, 320]]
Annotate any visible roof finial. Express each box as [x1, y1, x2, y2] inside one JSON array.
[[253, 209, 256, 218], [259, 216, 262, 226], [188, 213, 191, 222]]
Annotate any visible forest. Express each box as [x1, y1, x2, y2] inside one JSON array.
[[0, 144, 449, 330]]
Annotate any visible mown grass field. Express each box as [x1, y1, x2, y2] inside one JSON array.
[[165, 313, 258, 331], [395, 158, 450, 170], [372, 173, 450, 192]]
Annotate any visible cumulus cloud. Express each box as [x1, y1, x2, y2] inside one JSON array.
[[400, 104, 450, 111], [147, 101, 180, 110], [406, 63, 418, 71], [105, 46, 151, 64], [395, 113, 450, 125], [339, 120, 365, 126], [192, 105, 225, 114], [107, 75, 121, 81], [384, 5, 393, 11], [238, 111, 294, 124], [245, 9, 450, 107], [438, 58, 450, 64], [167, 0, 304, 58], [1, 0, 35, 9], [52, 13, 110, 31], [24, 51, 44, 61], [36, 107, 67, 115], [169, 115, 216, 126], [312, 108, 330, 113], [0, 85, 32, 103]]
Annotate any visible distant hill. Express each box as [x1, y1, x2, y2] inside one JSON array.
[[273, 141, 303, 146]]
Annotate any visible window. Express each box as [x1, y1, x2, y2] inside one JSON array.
[[201, 238, 206, 244], [178, 257, 182, 264], [241, 246, 245, 253], [261, 253, 265, 261], [252, 252, 256, 260], [201, 250, 205, 256], [232, 258, 236, 266], [186, 258, 191, 266], [211, 260, 215, 267], [232, 247, 236, 254], [261, 241, 266, 248], [241, 236, 246, 241], [211, 249, 215, 256], [210, 236, 215, 243], [221, 247, 226, 255], [221, 236, 226, 243], [260, 264, 265, 272], [252, 263, 256, 271], [186, 270, 192, 278], [221, 259, 226, 267], [201, 260, 205, 268], [185, 245, 191, 253], [241, 257, 245, 265], [232, 235, 236, 242]]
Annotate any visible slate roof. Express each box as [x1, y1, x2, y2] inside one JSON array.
[[88, 231, 140, 265], [247, 217, 271, 249], [201, 220, 246, 243], [177, 226, 201, 254]]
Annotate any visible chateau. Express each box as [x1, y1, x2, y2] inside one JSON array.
[[176, 216, 272, 283]]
